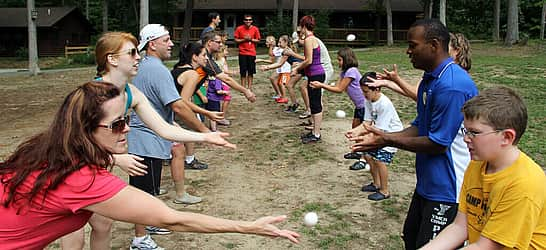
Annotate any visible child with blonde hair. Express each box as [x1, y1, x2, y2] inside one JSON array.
[[213, 45, 236, 126], [260, 35, 292, 104], [256, 35, 281, 99]]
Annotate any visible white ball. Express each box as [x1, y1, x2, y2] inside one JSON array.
[[346, 34, 356, 42], [335, 110, 346, 118], [304, 212, 318, 227]]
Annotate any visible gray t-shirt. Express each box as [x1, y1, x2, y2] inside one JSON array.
[[128, 56, 181, 159]]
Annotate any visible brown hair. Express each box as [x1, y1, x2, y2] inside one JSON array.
[[337, 47, 359, 72], [462, 86, 527, 144], [449, 33, 472, 71], [299, 15, 316, 31], [95, 32, 138, 77], [0, 82, 120, 210]]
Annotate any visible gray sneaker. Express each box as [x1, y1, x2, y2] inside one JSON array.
[[130, 235, 164, 250], [184, 158, 208, 170], [173, 192, 202, 204], [144, 226, 171, 235]]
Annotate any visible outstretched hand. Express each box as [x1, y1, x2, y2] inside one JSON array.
[[348, 124, 387, 152], [309, 81, 323, 89], [113, 154, 148, 176], [244, 89, 257, 102], [207, 111, 224, 121], [377, 64, 400, 82], [204, 131, 236, 149], [251, 215, 300, 243]]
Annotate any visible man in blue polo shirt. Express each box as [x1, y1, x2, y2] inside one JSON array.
[[347, 19, 477, 249]]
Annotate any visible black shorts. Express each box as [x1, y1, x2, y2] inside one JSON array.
[[402, 192, 459, 250], [238, 55, 256, 76], [205, 100, 221, 112], [307, 74, 325, 114], [353, 107, 366, 121], [129, 155, 164, 196]]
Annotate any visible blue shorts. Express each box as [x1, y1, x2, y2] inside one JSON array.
[[365, 148, 395, 164], [353, 107, 365, 121]]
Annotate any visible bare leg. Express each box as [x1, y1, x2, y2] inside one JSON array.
[[171, 143, 186, 199], [88, 214, 113, 250], [60, 227, 85, 250], [300, 79, 310, 113], [376, 161, 390, 196], [269, 72, 280, 96], [287, 74, 301, 105], [312, 112, 322, 136], [365, 155, 381, 188], [248, 74, 254, 90]]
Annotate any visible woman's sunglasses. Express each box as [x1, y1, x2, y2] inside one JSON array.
[[97, 115, 130, 133], [113, 48, 138, 57]]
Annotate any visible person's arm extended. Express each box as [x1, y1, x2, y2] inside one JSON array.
[[85, 186, 300, 243], [290, 38, 313, 75], [420, 212, 468, 250], [349, 125, 447, 154], [215, 72, 256, 102], [131, 86, 233, 148], [375, 64, 418, 102], [261, 55, 289, 71], [283, 49, 305, 60], [310, 77, 351, 93], [178, 72, 223, 122]]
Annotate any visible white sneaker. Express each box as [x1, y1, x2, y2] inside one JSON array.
[[144, 226, 171, 235], [130, 235, 164, 250], [173, 192, 202, 204]]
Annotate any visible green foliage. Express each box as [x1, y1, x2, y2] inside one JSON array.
[[264, 12, 294, 38], [69, 53, 95, 65], [15, 47, 28, 60], [303, 10, 332, 38]]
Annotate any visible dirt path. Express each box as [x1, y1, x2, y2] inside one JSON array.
[[1, 67, 419, 249]]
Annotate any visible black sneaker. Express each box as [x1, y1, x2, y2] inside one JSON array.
[[343, 152, 363, 160], [302, 133, 321, 144], [300, 131, 313, 139], [184, 158, 208, 170]]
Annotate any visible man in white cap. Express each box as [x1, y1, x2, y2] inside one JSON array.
[[128, 24, 210, 250]]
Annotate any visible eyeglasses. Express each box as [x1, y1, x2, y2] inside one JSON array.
[[244, 19, 253, 21], [97, 115, 130, 133], [461, 127, 501, 139], [113, 48, 138, 57]]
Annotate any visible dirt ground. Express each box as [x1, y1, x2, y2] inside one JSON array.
[[0, 66, 420, 249]]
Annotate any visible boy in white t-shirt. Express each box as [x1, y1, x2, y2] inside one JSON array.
[[359, 72, 404, 201]]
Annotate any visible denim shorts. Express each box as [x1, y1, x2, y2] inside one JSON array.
[[365, 148, 395, 164]]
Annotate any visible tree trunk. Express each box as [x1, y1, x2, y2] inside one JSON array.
[[385, 0, 393, 46], [425, 0, 433, 19], [277, 0, 283, 19], [540, 1, 546, 40], [27, 0, 39, 75], [139, 0, 148, 30], [86, 0, 89, 20], [292, 0, 299, 32], [181, 0, 193, 45], [102, 0, 108, 33], [505, 0, 519, 46], [493, 0, 500, 41], [439, 0, 446, 25]]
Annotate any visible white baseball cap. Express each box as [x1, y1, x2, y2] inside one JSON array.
[[138, 24, 169, 51]]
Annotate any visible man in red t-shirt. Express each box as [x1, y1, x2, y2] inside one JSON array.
[[234, 14, 261, 90]]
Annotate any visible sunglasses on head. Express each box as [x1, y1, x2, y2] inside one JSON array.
[[97, 115, 130, 133], [113, 48, 138, 57]]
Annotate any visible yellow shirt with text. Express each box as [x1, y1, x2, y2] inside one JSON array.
[[458, 152, 546, 249]]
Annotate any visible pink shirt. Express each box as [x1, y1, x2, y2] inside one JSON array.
[[0, 166, 127, 249]]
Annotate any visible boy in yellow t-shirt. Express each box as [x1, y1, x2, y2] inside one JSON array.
[[421, 87, 545, 249]]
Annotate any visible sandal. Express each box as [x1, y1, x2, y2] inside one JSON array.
[[350, 161, 369, 171], [344, 152, 363, 160], [368, 191, 390, 201], [361, 183, 379, 192], [298, 120, 313, 126]]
